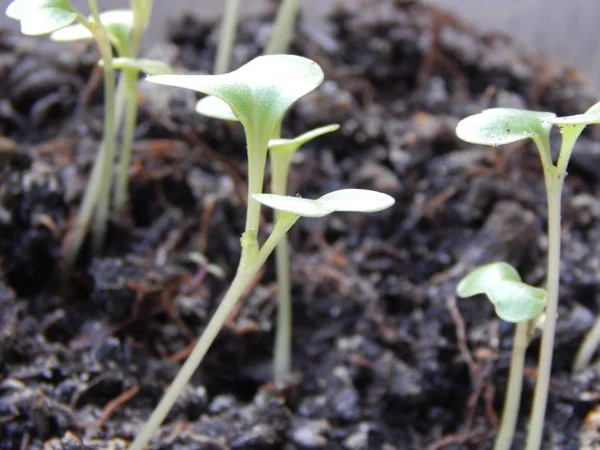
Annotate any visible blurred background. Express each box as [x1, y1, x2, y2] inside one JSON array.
[[2, 0, 599, 89]]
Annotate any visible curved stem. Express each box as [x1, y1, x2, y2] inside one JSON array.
[[572, 315, 600, 372], [494, 321, 528, 450], [130, 213, 298, 450]]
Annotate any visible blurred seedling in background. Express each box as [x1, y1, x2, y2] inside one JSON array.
[[5, 0, 169, 266], [456, 102, 600, 450], [129, 54, 395, 450]]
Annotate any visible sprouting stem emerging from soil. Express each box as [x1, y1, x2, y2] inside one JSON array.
[[456, 104, 600, 449], [130, 55, 395, 449], [6, 0, 122, 261]]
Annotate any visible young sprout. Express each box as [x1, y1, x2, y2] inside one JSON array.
[[196, 94, 340, 380], [52, 3, 160, 219], [130, 54, 323, 449], [6, 0, 119, 261], [456, 101, 600, 450], [457, 262, 546, 450]]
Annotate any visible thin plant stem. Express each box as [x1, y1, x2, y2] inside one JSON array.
[[264, 0, 299, 55], [113, 67, 139, 212], [129, 212, 299, 450], [270, 147, 294, 380], [113, 0, 149, 212], [64, 9, 120, 265], [214, 0, 240, 74], [87, 0, 117, 252], [524, 174, 563, 450], [245, 133, 269, 237], [494, 321, 528, 450], [572, 314, 600, 372], [525, 130, 580, 450]]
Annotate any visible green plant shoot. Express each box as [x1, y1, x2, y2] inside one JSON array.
[[6, 0, 120, 262], [52, 4, 162, 218], [458, 262, 545, 450], [129, 55, 394, 449], [195, 88, 339, 380], [456, 102, 600, 450]]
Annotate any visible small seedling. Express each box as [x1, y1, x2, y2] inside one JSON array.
[[457, 262, 546, 450], [51, 4, 166, 218], [6, 0, 159, 265], [196, 90, 339, 379], [456, 102, 600, 450], [129, 55, 395, 449], [6, 0, 119, 260]]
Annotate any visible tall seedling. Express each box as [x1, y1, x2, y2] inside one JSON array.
[[130, 55, 395, 449], [196, 92, 339, 379], [455, 103, 600, 449], [6, 0, 118, 261]]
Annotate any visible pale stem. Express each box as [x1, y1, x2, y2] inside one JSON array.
[[525, 130, 580, 450], [113, 3, 148, 213], [64, 9, 122, 265], [572, 315, 600, 372], [214, 0, 240, 74], [264, 0, 299, 55], [129, 213, 298, 450], [494, 320, 528, 450], [113, 68, 140, 212], [270, 150, 294, 380], [244, 131, 269, 237], [88, 0, 117, 252], [524, 174, 563, 450]]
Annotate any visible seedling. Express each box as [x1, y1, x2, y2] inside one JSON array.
[[129, 55, 395, 449], [196, 91, 339, 379], [457, 262, 546, 450], [6, 0, 160, 265], [51, 3, 166, 219], [456, 102, 600, 450], [6, 0, 119, 260]]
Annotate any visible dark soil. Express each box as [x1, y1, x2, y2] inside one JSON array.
[[2, 1, 600, 449]]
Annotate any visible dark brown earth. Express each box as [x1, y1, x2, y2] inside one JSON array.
[[1, 1, 600, 449]]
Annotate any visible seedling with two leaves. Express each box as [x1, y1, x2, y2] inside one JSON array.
[[129, 55, 394, 450], [455, 102, 600, 450], [5, 0, 170, 265], [196, 92, 339, 380]]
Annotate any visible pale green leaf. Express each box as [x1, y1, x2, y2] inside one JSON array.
[[146, 55, 324, 137], [268, 124, 340, 152], [51, 9, 133, 55], [106, 57, 173, 75], [549, 100, 600, 126], [7, 0, 77, 35], [195, 96, 239, 121], [252, 189, 395, 218], [456, 108, 555, 146], [486, 280, 547, 322], [457, 262, 521, 298]]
